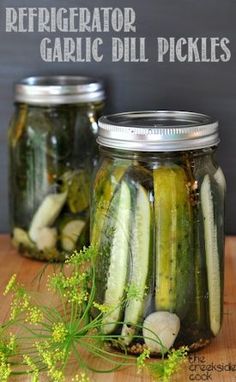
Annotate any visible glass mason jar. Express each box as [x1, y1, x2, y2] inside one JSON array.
[[91, 111, 225, 354], [9, 76, 105, 261]]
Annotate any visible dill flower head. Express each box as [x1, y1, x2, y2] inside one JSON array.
[[0, 334, 17, 359], [65, 246, 97, 266], [48, 247, 94, 307], [25, 306, 43, 325], [52, 322, 68, 343], [0, 360, 11, 382], [3, 274, 17, 296], [72, 372, 90, 382], [0, 334, 17, 382], [147, 346, 189, 382], [36, 342, 66, 382], [136, 348, 151, 374], [92, 302, 114, 314], [23, 355, 39, 381], [8, 282, 31, 320], [48, 272, 89, 304], [125, 283, 147, 301]]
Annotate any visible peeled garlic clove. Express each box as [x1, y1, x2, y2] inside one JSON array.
[[143, 311, 180, 353], [36, 227, 57, 251]]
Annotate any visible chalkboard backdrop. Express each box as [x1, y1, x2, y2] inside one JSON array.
[[0, 0, 235, 233]]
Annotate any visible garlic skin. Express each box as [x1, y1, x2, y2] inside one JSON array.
[[143, 311, 180, 353]]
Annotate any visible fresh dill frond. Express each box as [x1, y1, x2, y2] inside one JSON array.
[[0, 246, 189, 382], [147, 346, 189, 382]]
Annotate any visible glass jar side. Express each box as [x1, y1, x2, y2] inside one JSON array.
[[91, 147, 225, 354], [9, 101, 104, 261], [183, 150, 225, 349]]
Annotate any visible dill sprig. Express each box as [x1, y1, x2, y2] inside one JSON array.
[[0, 246, 188, 381], [147, 346, 189, 382]]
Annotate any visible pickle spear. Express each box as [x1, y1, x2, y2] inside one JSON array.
[[91, 163, 126, 247], [192, 213, 208, 331], [201, 174, 221, 336], [61, 170, 90, 214], [154, 166, 193, 317], [121, 184, 151, 345], [29, 192, 67, 242], [101, 181, 131, 334], [214, 167, 226, 197]]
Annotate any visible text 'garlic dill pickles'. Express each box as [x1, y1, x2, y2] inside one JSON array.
[[91, 110, 225, 355], [9, 76, 105, 261]]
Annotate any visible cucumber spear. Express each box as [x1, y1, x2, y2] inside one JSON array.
[[154, 166, 193, 317], [91, 164, 126, 248], [101, 181, 131, 334], [201, 174, 221, 336], [121, 184, 151, 345]]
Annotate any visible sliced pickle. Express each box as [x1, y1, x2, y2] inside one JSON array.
[[154, 166, 193, 318]]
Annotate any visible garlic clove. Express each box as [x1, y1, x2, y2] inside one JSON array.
[[143, 311, 180, 353], [36, 227, 57, 251]]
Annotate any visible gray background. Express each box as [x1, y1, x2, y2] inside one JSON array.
[[0, 0, 235, 233]]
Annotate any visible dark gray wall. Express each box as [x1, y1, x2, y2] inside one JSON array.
[[0, 0, 235, 233]]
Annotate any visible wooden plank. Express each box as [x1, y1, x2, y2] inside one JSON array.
[[0, 235, 235, 382]]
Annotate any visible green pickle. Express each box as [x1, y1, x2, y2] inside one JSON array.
[[154, 166, 193, 318], [61, 170, 90, 214], [91, 159, 128, 247], [92, 111, 225, 355]]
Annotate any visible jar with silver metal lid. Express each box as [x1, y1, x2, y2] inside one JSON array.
[[9, 76, 105, 261], [91, 111, 225, 354]]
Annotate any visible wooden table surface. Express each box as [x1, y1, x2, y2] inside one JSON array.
[[0, 235, 236, 382]]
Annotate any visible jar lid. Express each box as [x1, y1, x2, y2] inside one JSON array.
[[15, 76, 105, 105], [98, 111, 219, 152]]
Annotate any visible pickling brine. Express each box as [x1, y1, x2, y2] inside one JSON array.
[[91, 111, 225, 354], [9, 76, 105, 261]]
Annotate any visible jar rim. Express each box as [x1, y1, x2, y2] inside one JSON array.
[[97, 110, 220, 152], [15, 75, 105, 105]]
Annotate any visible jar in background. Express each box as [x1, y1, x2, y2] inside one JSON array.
[[91, 111, 225, 354], [9, 76, 105, 261]]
